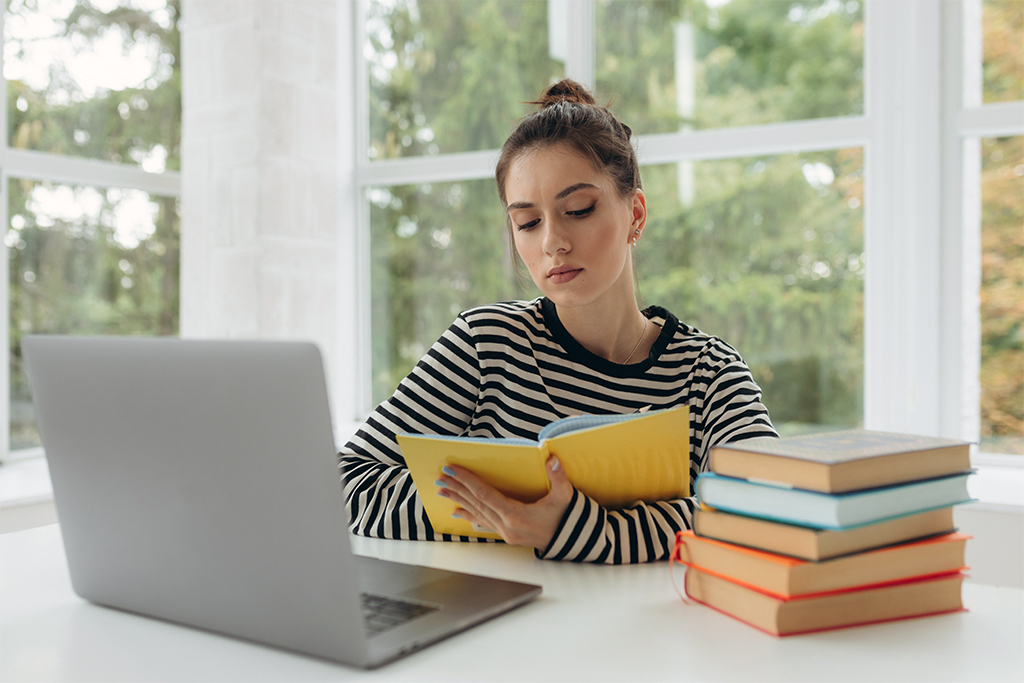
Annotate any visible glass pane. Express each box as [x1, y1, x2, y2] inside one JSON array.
[[8, 179, 180, 450], [4, 0, 181, 170], [368, 179, 537, 403], [979, 136, 1024, 455], [366, 0, 562, 160], [983, 0, 1024, 104], [595, 0, 864, 136], [641, 149, 865, 434]]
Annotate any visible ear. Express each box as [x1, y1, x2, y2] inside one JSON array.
[[630, 188, 647, 233]]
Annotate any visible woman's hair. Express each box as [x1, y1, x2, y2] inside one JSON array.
[[495, 79, 642, 208]]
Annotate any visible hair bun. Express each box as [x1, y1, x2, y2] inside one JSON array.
[[534, 78, 596, 108]]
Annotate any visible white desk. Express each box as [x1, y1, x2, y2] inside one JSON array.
[[2, 524, 1022, 682]]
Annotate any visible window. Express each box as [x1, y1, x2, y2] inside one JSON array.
[[958, 0, 1024, 461], [360, 0, 866, 436], [976, 0, 1023, 456], [354, 0, 1023, 478], [2, 0, 181, 458]]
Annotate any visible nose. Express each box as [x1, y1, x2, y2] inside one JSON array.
[[542, 219, 571, 255]]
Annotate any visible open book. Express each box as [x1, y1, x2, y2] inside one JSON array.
[[398, 405, 690, 539]]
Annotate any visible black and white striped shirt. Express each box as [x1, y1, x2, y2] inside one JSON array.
[[339, 298, 777, 563]]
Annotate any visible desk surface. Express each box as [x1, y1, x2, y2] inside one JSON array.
[[2, 524, 1022, 682]]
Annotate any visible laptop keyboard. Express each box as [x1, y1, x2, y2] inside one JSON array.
[[360, 592, 439, 635]]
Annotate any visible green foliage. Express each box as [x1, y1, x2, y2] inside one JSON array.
[[596, 0, 863, 133], [368, 0, 560, 158], [978, 135, 1024, 453]]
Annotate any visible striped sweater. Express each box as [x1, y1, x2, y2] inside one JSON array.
[[339, 298, 777, 563]]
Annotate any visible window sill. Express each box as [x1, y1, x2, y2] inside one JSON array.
[[966, 460, 1024, 512], [2, 447, 1021, 513], [0, 421, 365, 512], [0, 456, 53, 509]]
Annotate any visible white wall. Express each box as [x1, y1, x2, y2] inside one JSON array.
[[180, 0, 344, 402]]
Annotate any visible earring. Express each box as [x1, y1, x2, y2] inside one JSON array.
[[632, 229, 641, 246]]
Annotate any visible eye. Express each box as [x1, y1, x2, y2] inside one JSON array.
[[516, 218, 541, 231], [567, 204, 596, 218]]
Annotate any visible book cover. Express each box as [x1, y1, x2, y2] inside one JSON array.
[[695, 471, 973, 530], [674, 530, 968, 597], [683, 566, 966, 636], [399, 405, 690, 539], [710, 429, 971, 493], [692, 506, 956, 561]]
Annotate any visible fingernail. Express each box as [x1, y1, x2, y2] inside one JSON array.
[[434, 479, 448, 488], [442, 466, 456, 477], [450, 512, 461, 519], [550, 457, 560, 472]]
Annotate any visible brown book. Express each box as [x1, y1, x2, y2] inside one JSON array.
[[684, 568, 965, 636], [710, 429, 971, 493], [693, 506, 956, 561], [675, 530, 967, 598]]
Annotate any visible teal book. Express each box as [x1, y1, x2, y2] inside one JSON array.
[[695, 472, 974, 530]]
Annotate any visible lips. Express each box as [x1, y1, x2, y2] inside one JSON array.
[[547, 265, 582, 284]]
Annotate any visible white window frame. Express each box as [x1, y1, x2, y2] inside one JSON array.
[[347, 0, 1024, 504], [0, 7, 182, 464]]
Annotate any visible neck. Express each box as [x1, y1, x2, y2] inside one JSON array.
[[555, 296, 650, 364]]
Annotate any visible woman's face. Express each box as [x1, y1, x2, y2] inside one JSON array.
[[504, 144, 646, 313]]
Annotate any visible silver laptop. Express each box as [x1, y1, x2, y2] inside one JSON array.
[[22, 336, 541, 668]]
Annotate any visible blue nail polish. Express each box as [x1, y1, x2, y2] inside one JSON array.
[[450, 512, 461, 519], [434, 479, 447, 488], [442, 466, 456, 477]]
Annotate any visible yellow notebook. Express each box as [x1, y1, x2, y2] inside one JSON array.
[[398, 405, 690, 539]]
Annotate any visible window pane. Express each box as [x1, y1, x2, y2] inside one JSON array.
[[4, 0, 181, 170], [979, 136, 1024, 455], [8, 179, 180, 450], [595, 0, 864, 136], [366, 0, 562, 160], [368, 179, 537, 403], [983, 0, 1024, 104], [641, 149, 865, 434]]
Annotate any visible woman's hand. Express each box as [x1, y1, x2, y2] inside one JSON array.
[[435, 456, 573, 552]]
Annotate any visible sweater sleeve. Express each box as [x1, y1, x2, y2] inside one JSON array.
[[536, 341, 777, 564], [338, 314, 492, 542]]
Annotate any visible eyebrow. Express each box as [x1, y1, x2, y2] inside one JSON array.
[[506, 182, 599, 211]]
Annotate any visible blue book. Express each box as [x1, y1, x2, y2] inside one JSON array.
[[695, 472, 974, 530]]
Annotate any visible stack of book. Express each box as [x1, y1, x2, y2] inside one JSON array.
[[675, 430, 974, 636]]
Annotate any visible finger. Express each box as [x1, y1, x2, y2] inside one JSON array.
[[440, 465, 515, 518], [437, 476, 502, 529], [443, 486, 507, 535], [543, 456, 572, 500]]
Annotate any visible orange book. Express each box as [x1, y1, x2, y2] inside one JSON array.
[[683, 567, 965, 636], [674, 530, 968, 598]]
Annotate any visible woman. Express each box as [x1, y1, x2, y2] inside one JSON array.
[[339, 79, 776, 564]]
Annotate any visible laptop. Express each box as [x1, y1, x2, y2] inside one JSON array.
[[22, 336, 541, 668]]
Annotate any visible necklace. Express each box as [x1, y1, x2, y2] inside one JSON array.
[[621, 316, 649, 364]]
